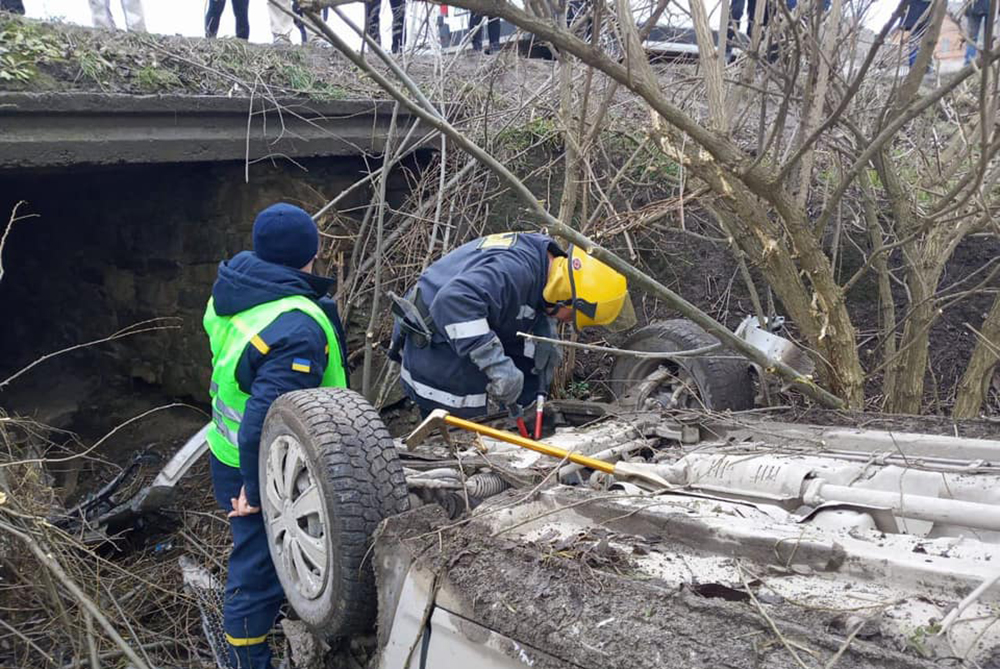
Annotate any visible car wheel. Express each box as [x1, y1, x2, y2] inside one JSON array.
[[610, 319, 754, 411], [259, 387, 409, 639]]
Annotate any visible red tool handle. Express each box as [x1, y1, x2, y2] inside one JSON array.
[[515, 417, 530, 438], [533, 394, 545, 439]]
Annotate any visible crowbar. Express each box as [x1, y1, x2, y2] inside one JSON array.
[[406, 409, 671, 490]]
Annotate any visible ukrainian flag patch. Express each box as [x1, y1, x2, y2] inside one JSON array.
[[291, 358, 311, 373]]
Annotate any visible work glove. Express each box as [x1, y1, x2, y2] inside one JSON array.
[[531, 317, 563, 392], [470, 335, 524, 406]]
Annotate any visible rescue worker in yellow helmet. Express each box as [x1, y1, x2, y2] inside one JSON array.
[[388, 232, 633, 419]]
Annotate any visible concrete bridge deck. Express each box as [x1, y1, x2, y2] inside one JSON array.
[[0, 93, 414, 169]]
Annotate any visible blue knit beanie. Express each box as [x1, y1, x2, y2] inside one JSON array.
[[252, 203, 319, 269]]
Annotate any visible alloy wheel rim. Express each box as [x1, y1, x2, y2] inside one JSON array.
[[264, 434, 329, 600]]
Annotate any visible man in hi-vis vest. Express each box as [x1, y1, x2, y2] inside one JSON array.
[[203, 203, 347, 669]]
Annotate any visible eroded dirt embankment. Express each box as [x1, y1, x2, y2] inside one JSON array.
[[0, 13, 558, 101]]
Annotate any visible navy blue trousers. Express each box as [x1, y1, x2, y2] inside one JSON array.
[[211, 455, 285, 669]]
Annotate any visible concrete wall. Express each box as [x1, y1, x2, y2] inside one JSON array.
[[0, 158, 416, 406]]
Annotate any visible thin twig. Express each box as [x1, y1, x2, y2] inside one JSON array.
[[0, 403, 203, 468], [84, 614, 100, 669], [736, 561, 812, 669], [59, 641, 174, 669], [939, 568, 1000, 634], [0, 616, 56, 666], [0, 201, 38, 286], [517, 331, 725, 360], [0, 319, 181, 391]]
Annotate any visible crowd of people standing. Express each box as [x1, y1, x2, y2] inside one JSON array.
[[0, 0, 412, 51], [1, 0, 996, 69]]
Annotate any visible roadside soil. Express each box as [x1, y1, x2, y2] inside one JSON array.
[[1, 13, 559, 101]]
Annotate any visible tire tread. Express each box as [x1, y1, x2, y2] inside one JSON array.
[[610, 319, 754, 411], [260, 387, 409, 639]]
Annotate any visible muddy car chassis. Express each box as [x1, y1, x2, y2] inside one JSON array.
[[79, 319, 1000, 668]]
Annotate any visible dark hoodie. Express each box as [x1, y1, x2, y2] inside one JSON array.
[[210, 251, 348, 506]]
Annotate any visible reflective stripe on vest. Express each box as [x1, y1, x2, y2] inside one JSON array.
[[203, 294, 347, 467]]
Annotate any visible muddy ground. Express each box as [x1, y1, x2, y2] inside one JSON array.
[[380, 505, 944, 669]]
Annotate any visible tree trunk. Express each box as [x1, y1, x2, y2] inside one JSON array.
[[859, 174, 898, 402], [676, 145, 865, 406], [954, 291, 1000, 417], [884, 253, 943, 414]]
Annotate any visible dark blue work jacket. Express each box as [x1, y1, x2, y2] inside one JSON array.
[[399, 232, 557, 417]]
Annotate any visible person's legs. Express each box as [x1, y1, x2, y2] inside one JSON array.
[[293, 1, 308, 43], [725, 0, 745, 61], [728, 0, 745, 39], [301, 6, 328, 44], [469, 11, 485, 51], [745, 0, 758, 41], [211, 456, 284, 669], [486, 16, 501, 53], [205, 0, 226, 38], [0, 0, 25, 14], [390, 0, 405, 53], [88, 0, 116, 29], [966, 12, 985, 65], [232, 0, 250, 40], [268, 0, 295, 43], [364, 0, 381, 47], [120, 0, 146, 31], [908, 28, 924, 67], [566, 0, 584, 28], [566, 0, 590, 41]]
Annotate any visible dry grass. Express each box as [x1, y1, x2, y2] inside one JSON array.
[[0, 410, 231, 668]]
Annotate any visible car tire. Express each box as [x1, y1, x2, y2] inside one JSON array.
[[259, 387, 409, 639], [610, 319, 754, 411]]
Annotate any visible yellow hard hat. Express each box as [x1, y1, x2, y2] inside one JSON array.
[[543, 245, 635, 331]]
